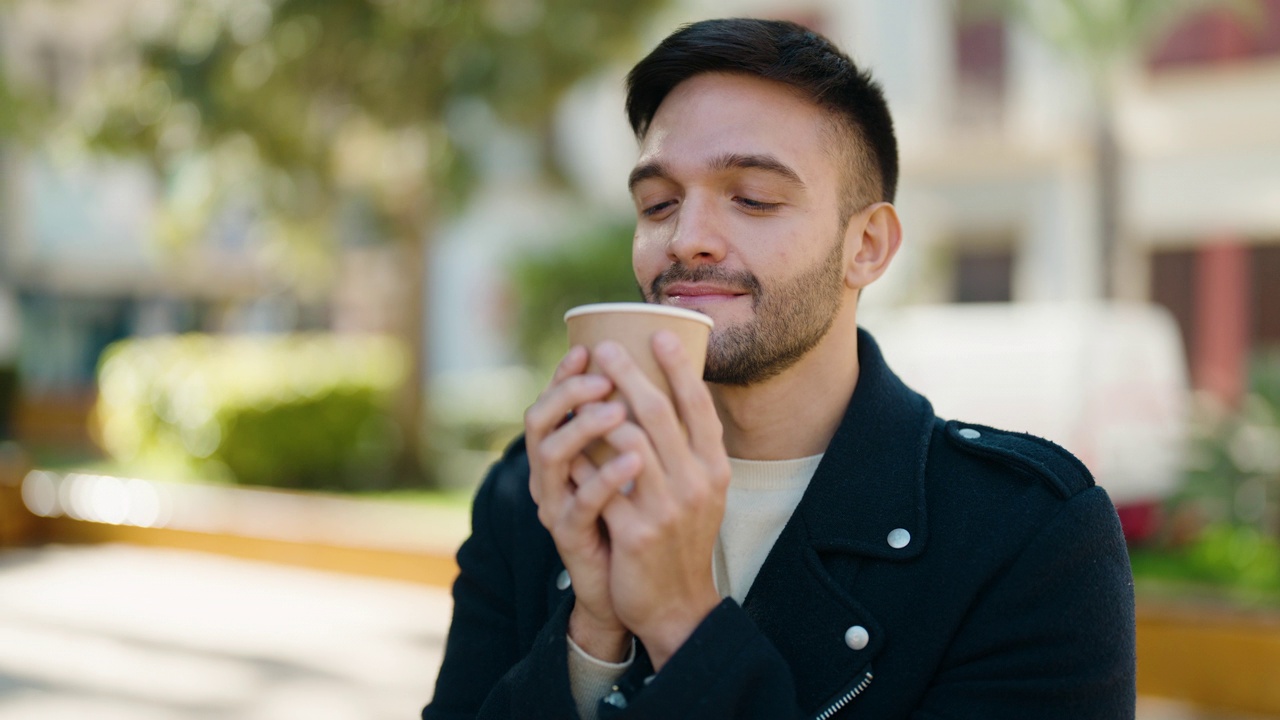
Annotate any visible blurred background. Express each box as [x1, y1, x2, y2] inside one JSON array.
[[1, 0, 1278, 718]]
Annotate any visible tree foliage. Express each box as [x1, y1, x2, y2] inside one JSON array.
[[994, 0, 1261, 80], [509, 221, 640, 372], [50, 0, 663, 252], [7, 0, 666, 482]]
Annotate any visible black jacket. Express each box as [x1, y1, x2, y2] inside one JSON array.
[[423, 329, 1136, 720]]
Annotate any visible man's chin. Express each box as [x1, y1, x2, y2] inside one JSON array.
[[702, 361, 761, 388], [687, 302, 756, 334]]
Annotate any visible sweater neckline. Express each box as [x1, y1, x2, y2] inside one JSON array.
[[727, 454, 824, 491]]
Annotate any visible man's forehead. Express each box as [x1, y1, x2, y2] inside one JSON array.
[[633, 75, 837, 188], [656, 71, 819, 115]]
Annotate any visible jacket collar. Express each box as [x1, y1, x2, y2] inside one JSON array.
[[796, 327, 935, 560]]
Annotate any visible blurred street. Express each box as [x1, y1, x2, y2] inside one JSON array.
[[0, 544, 452, 720], [0, 543, 1273, 720]]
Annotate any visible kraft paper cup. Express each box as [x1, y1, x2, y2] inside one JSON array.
[[564, 302, 714, 466]]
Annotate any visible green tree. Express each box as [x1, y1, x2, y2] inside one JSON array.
[[510, 221, 640, 373], [25, 0, 665, 482], [994, 0, 1259, 298]]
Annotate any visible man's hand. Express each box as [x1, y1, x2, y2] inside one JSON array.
[[525, 346, 642, 662], [593, 331, 731, 671]]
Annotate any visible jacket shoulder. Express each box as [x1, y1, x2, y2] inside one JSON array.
[[476, 433, 533, 511], [938, 419, 1095, 500]]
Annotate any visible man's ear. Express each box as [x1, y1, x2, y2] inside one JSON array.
[[844, 202, 903, 290]]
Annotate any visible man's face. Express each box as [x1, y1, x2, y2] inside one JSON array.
[[630, 72, 852, 385]]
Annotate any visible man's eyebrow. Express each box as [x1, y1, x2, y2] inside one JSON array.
[[710, 153, 806, 188], [628, 161, 670, 194], [628, 153, 807, 194]]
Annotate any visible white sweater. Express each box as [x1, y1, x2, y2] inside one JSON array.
[[568, 454, 822, 718]]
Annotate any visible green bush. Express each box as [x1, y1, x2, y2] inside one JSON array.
[[95, 333, 406, 491], [1132, 348, 1280, 605], [508, 220, 641, 371], [427, 365, 542, 491], [1186, 523, 1280, 592], [1129, 523, 1280, 607]]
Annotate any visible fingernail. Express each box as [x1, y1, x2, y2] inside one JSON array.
[[595, 342, 620, 361]]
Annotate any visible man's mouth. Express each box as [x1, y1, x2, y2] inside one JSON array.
[[661, 283, 750, 308]]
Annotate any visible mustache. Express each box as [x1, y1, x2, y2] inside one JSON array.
[[649, 264, 761, 300]]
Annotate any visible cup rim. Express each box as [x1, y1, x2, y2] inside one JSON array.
[[564, 302, 714, 328]]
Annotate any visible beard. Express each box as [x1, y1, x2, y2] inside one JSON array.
[[643, 230, 846, 386]]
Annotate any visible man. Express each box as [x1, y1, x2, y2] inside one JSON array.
[[424, 18, 1135, 720]]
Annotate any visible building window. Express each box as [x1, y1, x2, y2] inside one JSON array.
[[1150, 249, 1196, 364], [1150, 242, 1280, 390], [953, 0, 1007, 127], [953, 247, 1014, 303], [1252, 244, 1280, 351], [1149, 0, 1280, 70]]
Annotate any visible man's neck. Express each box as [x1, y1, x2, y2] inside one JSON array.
[[709, 309, 861, 461]]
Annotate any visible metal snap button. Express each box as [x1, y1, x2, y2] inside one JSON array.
[[844, 625, 869, 650]]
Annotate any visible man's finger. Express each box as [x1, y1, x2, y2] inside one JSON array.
[[541, 454, 598, 516], [602, 420, 669, 502], [652, 330, 724, 457], [524, 375, 613, 443], [541, 401, 627, 467], [593, 341, 687, 465], [564, 451, 641, 534], [599, 478, 642, 537], [568, 454, 598, 490], [532, 401, 623, 513], [551, 345, 590, 385]]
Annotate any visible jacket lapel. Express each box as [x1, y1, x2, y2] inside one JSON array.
[[741, 328, 935, 714]]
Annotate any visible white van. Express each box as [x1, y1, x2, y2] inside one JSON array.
[[863, 303, 1189, 536]]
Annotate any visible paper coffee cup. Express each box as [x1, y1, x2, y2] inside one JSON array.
[[564, 302, 714, 466]]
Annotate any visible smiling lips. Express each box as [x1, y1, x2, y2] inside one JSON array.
[[662, 282, 750, 308]]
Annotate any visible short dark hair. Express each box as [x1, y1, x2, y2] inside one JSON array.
[[625, 18, 898, 213]]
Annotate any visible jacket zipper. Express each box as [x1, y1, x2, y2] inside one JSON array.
[[813, 670, 873, 720]]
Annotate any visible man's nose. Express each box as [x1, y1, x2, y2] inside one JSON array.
[[666, 195, 728, 265]]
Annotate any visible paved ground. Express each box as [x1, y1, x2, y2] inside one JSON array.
[[0, 543, 1273, 720], [0, 544, 452, 720]]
